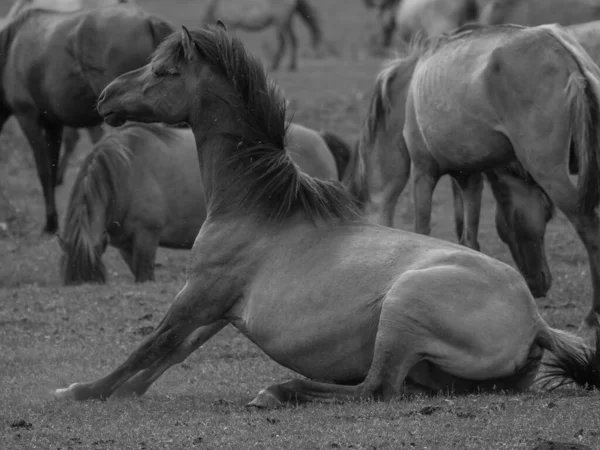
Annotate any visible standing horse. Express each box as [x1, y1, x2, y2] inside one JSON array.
[[203, 0, 323, 71], [0, 6, 174, 233], [59, 122, 350, 284], [480, 0, 600, 27], [344, 31, 553, 301], [54, 25, 600, 405], [398, 24, 600, 328], [3, 0, 136, 186]]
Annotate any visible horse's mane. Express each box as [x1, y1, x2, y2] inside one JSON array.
[[153, 26, 359, 222]]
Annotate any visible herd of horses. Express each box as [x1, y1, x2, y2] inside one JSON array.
[[2, 0, 600, 406]]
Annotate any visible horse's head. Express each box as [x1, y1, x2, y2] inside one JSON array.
[[97, 23, 227, 127], [487, 169, 553, 298]]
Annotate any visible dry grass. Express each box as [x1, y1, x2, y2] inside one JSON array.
[[1, 1, 600, 449]]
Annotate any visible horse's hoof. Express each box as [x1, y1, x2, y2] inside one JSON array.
[[246, 389, 283, 409], [54, 383, 79, 400]]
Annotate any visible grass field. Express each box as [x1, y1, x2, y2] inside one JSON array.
[[1, 1, 600, 449]]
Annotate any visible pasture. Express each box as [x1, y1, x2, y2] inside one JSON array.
[[1, 0, 600, 448]]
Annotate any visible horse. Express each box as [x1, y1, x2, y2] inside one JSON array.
[[53, 24, 600, 406], [363, 0, 487, 49], [344, 24, 554, 301], [202, 0, 323, 71], [393, 0, 480, 43], [480, 0, 600, 27], [394, 24, 600, 329], [363, 0, 401, 48], [3, 0, 136, 186], [0, 5, 174, 233], [59, 122, 351, 284]]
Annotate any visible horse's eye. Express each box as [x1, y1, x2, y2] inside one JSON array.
[[152, 70, 161, 79]]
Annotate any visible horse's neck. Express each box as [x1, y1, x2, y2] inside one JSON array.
[[191, 105, 251, 219]]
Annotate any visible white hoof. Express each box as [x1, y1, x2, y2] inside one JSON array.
[[54, 383, 78, 399]]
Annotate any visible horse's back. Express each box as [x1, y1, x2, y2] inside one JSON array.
[[569, 20, 600, 60], [481, 0, 600, 26], [287, 123, 339, 181], [4, 5, 173, 124], [406, 28, 520, 170]]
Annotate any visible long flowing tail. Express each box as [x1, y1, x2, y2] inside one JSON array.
[[536, 326, 600, 390], [319, 130, 353, 180], [60, 136, 132, 285], [542, 25, 600, 215], [295, 0, 322, 49]]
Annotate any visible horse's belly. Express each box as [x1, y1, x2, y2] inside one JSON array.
[[227, 291, 380, 382]]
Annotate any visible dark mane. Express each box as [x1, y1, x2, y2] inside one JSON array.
[[152, 26, 359, 222]]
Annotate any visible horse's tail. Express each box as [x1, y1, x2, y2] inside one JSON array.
[[60, 135, 132, 285], [295, 0, 322, 49], [319, 130, 353, 180], [147, 14, 176, 48], [542, 25, 600, 215], [535, 324, 600, 391]]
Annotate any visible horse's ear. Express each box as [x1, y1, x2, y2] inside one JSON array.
[[216, 20, 227, 31], [180, 26, 200, 61]]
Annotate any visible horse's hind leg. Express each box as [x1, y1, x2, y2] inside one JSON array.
[[452, 173, 483, 251], [248, 283, 428, 408], [452, 178, 465, 244], [132, 228, 159, 283], [286, 22, 298, 71], [16, 115, 62, 233], [271, 29, 287, 71], [113, 320, 228, 398]]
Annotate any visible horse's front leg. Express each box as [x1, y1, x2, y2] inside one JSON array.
[[412, 168, 439, 236], [113, 321, 228, 398], [16, 114, 62, 233], [452, 173, 483, 251], [55, 280, 230, 400], [56, 127, 80, 186]]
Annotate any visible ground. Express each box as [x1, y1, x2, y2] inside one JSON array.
[[1, 1, 600, 449]]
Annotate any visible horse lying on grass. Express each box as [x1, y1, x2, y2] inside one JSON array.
[[59, 122, 351, 284], [55, 24, 600, 406]]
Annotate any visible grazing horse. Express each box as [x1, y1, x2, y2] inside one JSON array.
[[59, 122, 350, 284], [344, 28, 553, 300], [3, 0, 135, 186], [363, 0, 401, 48], [0, 6, 174, 233], [54, 25, 600, 405], [397, 24, 600, 328], [363, 0, 487, 48], [394, 0, 480, 43], [203, 0, 323, 71], [480, 0, 600, 27]]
